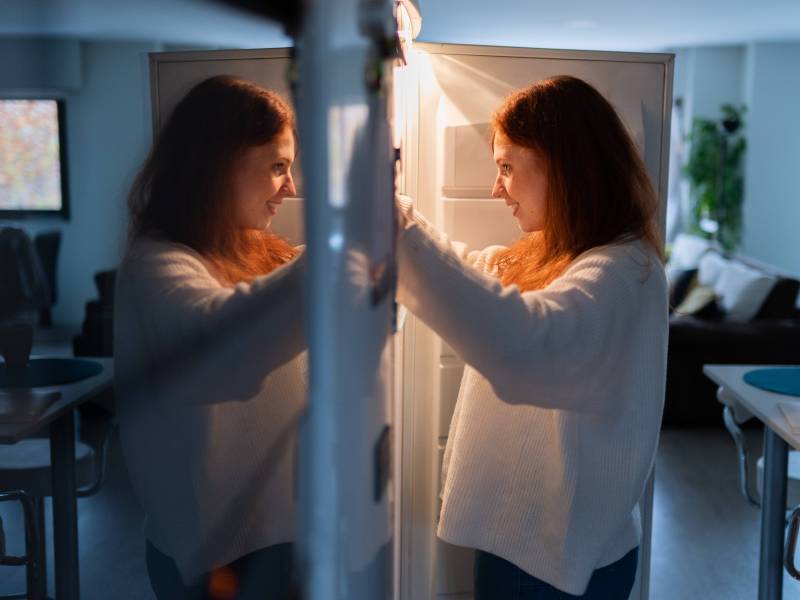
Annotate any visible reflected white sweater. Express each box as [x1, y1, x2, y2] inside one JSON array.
[[114, 237, 307, 581], [396, 210, 668, 595]]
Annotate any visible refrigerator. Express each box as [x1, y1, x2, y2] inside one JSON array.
[[148, 41, 672, 600]]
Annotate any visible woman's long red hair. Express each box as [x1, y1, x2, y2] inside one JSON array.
[[128, 75, 298, 285], [491, 76, 663, 291]]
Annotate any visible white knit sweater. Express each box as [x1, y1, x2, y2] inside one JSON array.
[[114, 237, 307, 581], [396, 210, 668, 595]]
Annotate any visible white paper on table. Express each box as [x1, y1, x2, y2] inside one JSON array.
[[778, 401, 800, 433]]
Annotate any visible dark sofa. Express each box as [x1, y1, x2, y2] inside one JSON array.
[[664, 259, 800, 427]]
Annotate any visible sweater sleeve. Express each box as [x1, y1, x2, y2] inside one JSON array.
[[117, 241, 306, 404], [396, 195, 502, 267], [397, 221, 661, 415]]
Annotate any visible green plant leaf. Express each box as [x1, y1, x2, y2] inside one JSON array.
[[681, 103, 747, 251]]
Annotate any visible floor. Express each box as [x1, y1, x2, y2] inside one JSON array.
[[651, 424, 800, 599], [0, 429, 151, 600], [2, 425, 800, 599]]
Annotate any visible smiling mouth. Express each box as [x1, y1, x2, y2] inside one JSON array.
[[510, 203, 519, 217], [267, 202, 279, 216]]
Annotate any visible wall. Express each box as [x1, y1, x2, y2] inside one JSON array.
[[688, 45, 746, 121], [740, 42, 800, 276], [667, 45, 745, 128], [2, 38, 158, 326], [665, 45, 745, 241], [0, 36, 82, 91], [668, 42, 800, 277]]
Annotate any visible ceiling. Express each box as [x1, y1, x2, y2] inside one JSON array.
[[0, 0, 292, 48], [1, 0, 799, 51], [417, 0, 800, 51]]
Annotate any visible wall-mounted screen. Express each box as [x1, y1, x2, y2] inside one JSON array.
[[0, 99, 69, 218]]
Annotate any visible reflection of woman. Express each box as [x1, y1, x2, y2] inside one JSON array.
[[115, 76, 305, 599], [397, 76, 668, 599]]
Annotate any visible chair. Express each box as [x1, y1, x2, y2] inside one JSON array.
[[0, 404, 115, 600], [33, 232, 61, 328], [0, 490, 42, 600], [72, 269, 116, 359], [0, 228, 50, 325], [720, 387, 800, 509], [720, 389, 800, 583]]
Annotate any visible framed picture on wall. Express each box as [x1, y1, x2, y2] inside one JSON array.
[[0, 98, 70, 219]]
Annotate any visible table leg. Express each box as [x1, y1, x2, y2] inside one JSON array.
[[50, 409, 79, 600], [760, 427, 788, 600]]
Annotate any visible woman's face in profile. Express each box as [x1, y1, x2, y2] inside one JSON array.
[[231, 127, 297, 231], [491, 131, 547, 233]]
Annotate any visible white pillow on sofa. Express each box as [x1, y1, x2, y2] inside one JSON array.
[[669, 233, 717, 270], [714, 261, 777, 322], [697, 251, 729, 287]]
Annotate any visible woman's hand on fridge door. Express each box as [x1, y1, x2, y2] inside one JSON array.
[[395, 194, 414, 234]]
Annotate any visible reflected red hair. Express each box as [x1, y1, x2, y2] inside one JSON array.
[[128, 76, 298, 285], [491, 76, 663, 291]]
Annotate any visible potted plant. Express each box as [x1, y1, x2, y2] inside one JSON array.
[[683, 104, 747, 251]]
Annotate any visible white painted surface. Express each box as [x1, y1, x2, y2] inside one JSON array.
[[415, 0, 800, 51], [0, 0, 289, 48], [665, 46, 745, 157], [664, 41, 800, 289], [740, 42, 800, 278], [0, 36, 82, 91], [1, 0, 799, 52], [690, 46, 745, 120]]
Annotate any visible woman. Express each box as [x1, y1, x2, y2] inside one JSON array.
[[396, 76, 668, 598], [114, 75, 305, 599]]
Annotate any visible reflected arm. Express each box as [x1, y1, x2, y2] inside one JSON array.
[[115, 239, 306, 405]]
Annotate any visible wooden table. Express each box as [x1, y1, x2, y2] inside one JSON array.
[[704, 364, 800, 600], [0, 356, 113, 600]]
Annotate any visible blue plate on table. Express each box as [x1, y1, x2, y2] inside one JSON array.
[[743, 368, 800, 398], [0, 358, 103, 389]]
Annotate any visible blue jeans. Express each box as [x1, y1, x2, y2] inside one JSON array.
[[474, 547, 638, 600], [146, 540, 295, 600]]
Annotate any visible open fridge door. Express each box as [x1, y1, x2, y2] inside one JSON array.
[[394, 43, 672, 600]]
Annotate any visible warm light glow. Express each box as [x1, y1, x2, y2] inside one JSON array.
[[395, 0, 421, 64], [396, 0, 421, 40], [391, 62, 404, 150]]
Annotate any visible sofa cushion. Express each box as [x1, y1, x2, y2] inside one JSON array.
[[715, 260, 777, 322], [755, 277, 800, 320], [668, 233, 717, 270], [697, 251, 729, 287], [668, 268, 698, 309], [675, 285, 718, 317]]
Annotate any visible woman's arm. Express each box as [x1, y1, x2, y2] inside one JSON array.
[[397, 220, 667, 415], [116, 241, 306, 404], [397, 195, 494, 266]]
